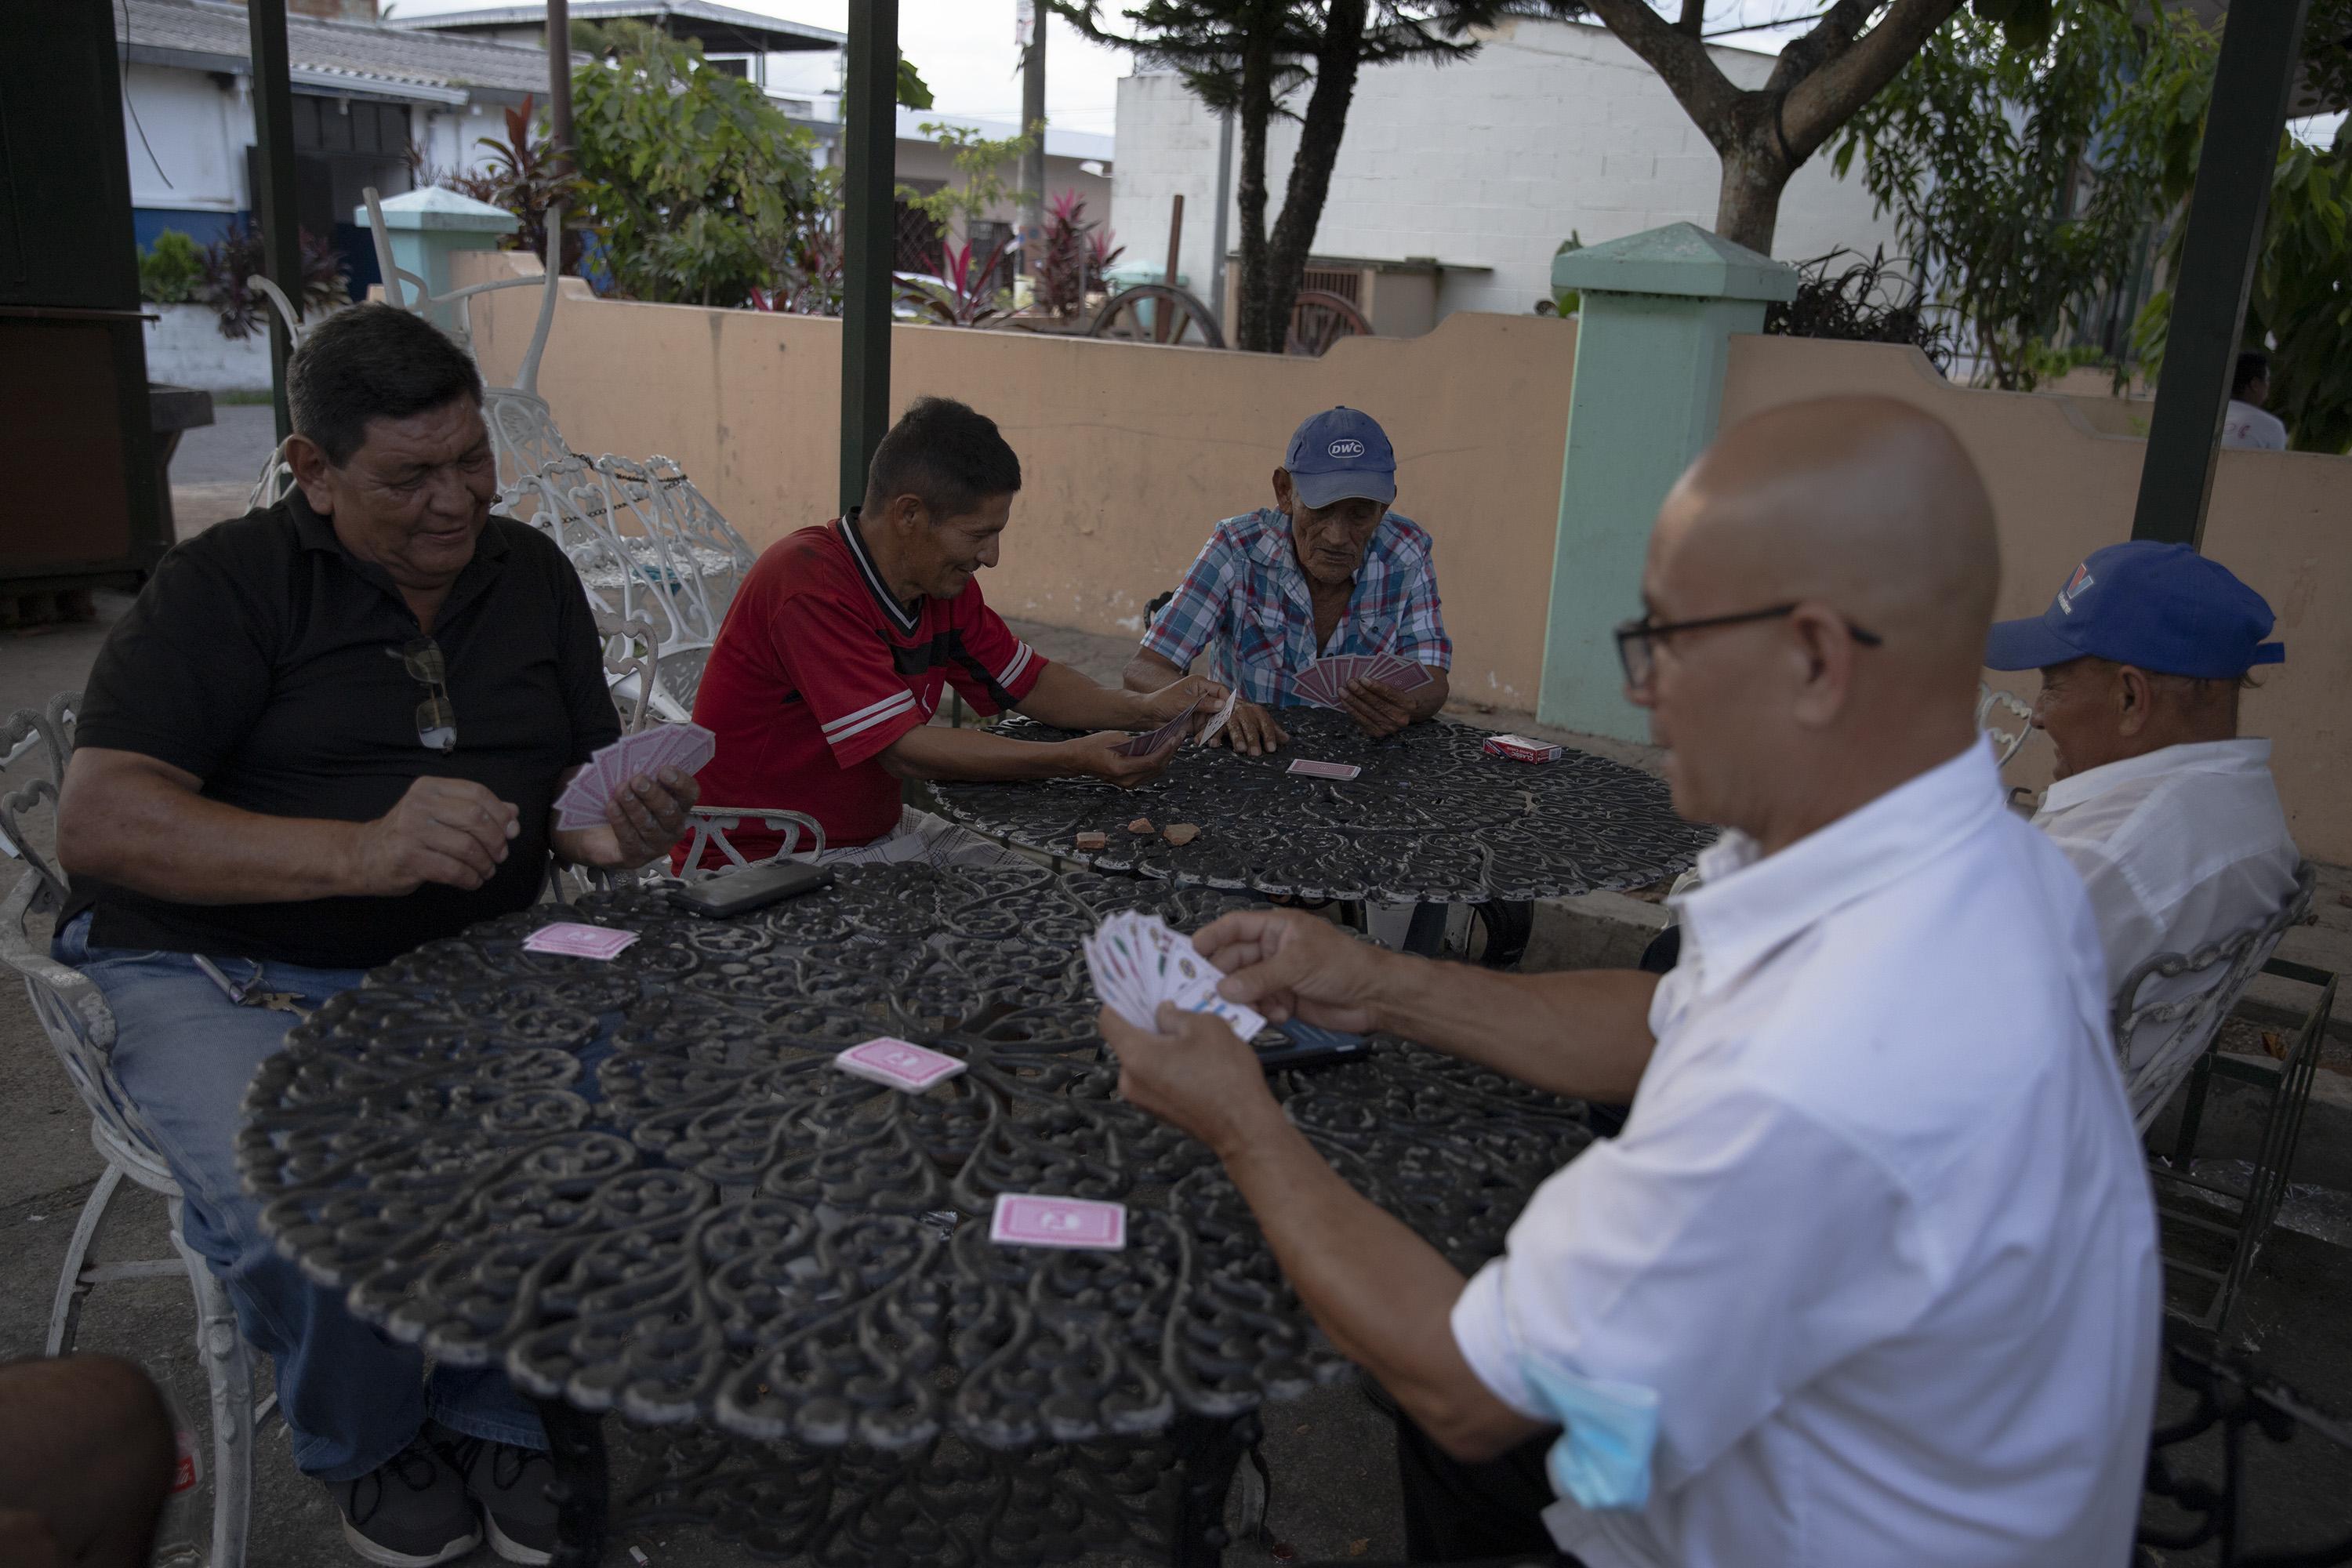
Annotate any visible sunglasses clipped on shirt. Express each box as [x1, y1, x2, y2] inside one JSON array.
[[393, 636, 457, 752], [1613, 604, 1884, 691]]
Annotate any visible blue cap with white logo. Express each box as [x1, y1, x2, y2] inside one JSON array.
[[1984, 541, 2284, 679], [1283, 406, 1397, 510]]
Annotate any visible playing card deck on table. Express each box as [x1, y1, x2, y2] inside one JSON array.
[[989, 1193, 1127, 1250], [1287, 758, 1362, 781], [1113, 695, 1202, 757], [557, 722, 715, 829], [522, 922, 640, 960], [1083, 909, 1268, 1042], [1294, 653, 1433, 708], [835, 1036, 967, 1091]]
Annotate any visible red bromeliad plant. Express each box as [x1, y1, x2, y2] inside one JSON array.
[[1034, 190, 1123, 318], [896, 236, 1018, 327], [434, 95, 585, 273]]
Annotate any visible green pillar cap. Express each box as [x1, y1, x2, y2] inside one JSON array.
[[355, 186, 519, 234], [1553, 221, 1797, 303]]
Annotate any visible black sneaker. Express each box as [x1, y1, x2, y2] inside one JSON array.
[[438, 1428, 559, 1566], [331, 1431, 482, 1567]]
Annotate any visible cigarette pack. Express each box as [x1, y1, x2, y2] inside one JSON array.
[[1482, 733, 1562, 764]]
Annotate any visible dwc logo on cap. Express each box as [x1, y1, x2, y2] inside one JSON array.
[[1285, 408, 1397, 510]]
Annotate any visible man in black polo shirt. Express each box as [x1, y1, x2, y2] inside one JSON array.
[[53, 303, 695, 1566]]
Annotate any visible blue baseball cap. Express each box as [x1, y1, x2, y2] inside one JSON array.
[[1984, 542, 2285, 679], [1283, 407, 1396, 510]]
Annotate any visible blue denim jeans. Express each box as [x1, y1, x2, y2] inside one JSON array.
[[54, 913, 546, 1481]]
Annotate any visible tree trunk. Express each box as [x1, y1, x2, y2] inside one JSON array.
[[1712, 140, 1790, 256], [1233, 38, 1278, 354], [1247, 0, 1368, 353]]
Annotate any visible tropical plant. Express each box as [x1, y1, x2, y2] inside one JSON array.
[[197, 220, 350, 340], [1542, 232, 1584, 317], [1762, 248, 1958, 368], [568, 22, 828, 307], [1034, 190, 1122, 316], [138, 230, 204, 305], [432, 94, 585, 272], [898, 238, 1019, 327], [1054, 1, 1590, 353], [754, 189, 848, 317]]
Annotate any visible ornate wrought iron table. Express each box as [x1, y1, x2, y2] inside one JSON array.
[[933, 712, 1708, 953], [238, 861, 1595, 1565]]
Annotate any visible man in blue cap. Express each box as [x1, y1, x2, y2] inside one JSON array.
[[1986, 541, 2299, 1123], [1123, 407, 1452, 755]]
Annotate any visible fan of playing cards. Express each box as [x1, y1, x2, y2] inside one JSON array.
[[1083, 910, 1266, 1042], [1296, 653, 1432, 709], [556, 722, 716, 829]]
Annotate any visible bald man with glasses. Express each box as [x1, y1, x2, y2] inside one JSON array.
[[1098, 398, 2158, 1568]]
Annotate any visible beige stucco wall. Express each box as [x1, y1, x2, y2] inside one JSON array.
[[461, 263, 1577, 711], [1723, 336, 2352, 864]]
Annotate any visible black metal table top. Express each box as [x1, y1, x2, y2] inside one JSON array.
[[238, 862, 1595, 1454], [933, 711, 1708, 903]]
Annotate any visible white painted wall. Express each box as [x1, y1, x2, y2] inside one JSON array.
[[122, 64, 249, 212], [144, 303, 274, 392], [1113, 17, 1904, 328]]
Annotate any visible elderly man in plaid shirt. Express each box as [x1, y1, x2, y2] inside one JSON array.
[[1123, 408, 1452, 756]]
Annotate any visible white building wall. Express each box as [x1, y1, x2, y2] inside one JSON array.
[[1114, 18, 1904, 326], [122, 63, 248, 212]]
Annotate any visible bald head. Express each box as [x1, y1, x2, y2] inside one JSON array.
[[1635, 397, 2002, 850], [1664, 397, 1998, 672]]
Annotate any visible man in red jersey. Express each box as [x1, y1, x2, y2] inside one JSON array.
[[688, 397, 1225, 868]]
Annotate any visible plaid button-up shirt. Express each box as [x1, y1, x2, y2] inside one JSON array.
[[1139, 507, 1451, 707]]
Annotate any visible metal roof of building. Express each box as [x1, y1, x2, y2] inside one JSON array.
[[394, 1, 844, 56], [116, 0, 562, 103]]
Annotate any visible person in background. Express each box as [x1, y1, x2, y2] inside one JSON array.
[[1123, 408, 1450, 757], [53, 303, 689, 1565], [688, 397, 1223, 869], [1100, 397, 2158, 1568], [1985, 541, 2299, 1122], [2220, 350, 2288, 451]]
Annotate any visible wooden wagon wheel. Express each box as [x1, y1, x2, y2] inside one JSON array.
[[1086, 284, 1227, 349], [1287, 289, 1372, 357]]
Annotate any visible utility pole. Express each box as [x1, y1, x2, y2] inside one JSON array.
[[840, 1, 900, 512], [1210, 107, 1234, 334], [546, 0, 574, 170], [1018, 0, 1047, 281], [245, 0, 302, 441]]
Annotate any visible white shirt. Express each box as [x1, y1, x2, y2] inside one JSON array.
[[2034, 739, 2300, 1114], [2221, 399, 2288, 451], [1450, 744, 2160, 1568]]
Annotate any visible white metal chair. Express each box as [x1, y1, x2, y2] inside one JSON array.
[[2112, 862, 2315, 1134], [0, 696, 267, 1568], [1976, 682, 2037, 768], [677, 808, 828, 883]]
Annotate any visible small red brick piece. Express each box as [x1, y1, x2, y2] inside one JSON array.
[[1161, 823, 1201, 846]]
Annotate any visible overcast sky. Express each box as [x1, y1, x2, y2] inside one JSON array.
[[382, 2, 1850, 137]]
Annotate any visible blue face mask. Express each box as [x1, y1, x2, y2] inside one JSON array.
[[1519, 1358, 1661, 1512]]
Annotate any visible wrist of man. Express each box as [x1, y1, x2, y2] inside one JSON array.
[[1209, 1089, 1299, 1169]]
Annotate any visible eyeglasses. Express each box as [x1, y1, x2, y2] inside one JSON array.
[[1613, 604, 1884, 691], [394, 637, 456, 752]]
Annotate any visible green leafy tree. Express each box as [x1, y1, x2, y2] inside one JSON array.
[[568, 22, 828, 307], [1053, 2, 1584, 353], [2129, 2, 2352, 454], [900, 121, 1038, 241], [1834, 2, 2201, 390]]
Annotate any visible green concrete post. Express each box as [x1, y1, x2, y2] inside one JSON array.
[[358, 188, 518, 334], [1536, 223, 1796, 742]]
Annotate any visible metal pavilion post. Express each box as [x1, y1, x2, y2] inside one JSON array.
[[840, 0, 899, 514], [2128, 0, 2314, 549], [245, 0, 302, 443]]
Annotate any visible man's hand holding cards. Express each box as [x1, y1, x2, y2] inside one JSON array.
[[555, 722, 710, 866], [1084, 910, 1266, 1043]]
